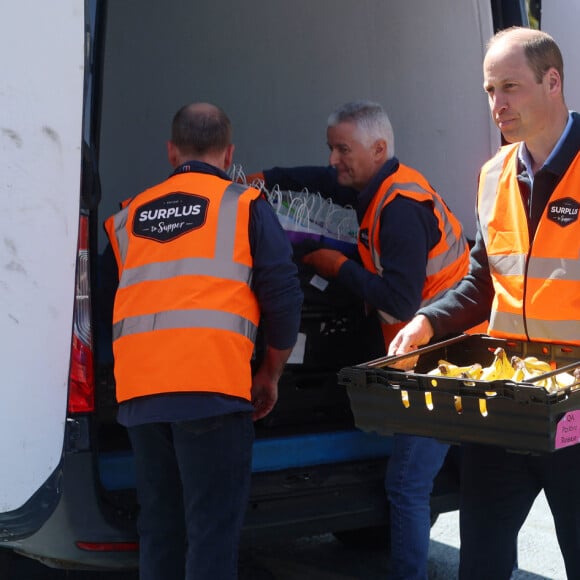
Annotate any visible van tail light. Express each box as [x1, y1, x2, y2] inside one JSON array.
[[76, 541, 139, 552], [68, 213, 95, 413]]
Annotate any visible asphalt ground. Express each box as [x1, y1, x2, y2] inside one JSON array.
[[1, 491, 566, 579]]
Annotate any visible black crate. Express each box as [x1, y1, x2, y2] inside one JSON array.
[[289, 309, 379, 371], [255, 369, 354, 434], [338, 334, 580, 454]]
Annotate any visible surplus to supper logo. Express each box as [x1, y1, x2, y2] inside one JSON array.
[[547, 197, 579, 227], [133, 192, 209, 242]]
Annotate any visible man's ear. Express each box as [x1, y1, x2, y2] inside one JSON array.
[[373, 139, 388, 161], [546, 67, 562, 95], [167, 141, 180, 167], [223, 143, 235, 170]]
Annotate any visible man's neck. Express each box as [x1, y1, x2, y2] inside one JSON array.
[[525, 109, 570, 174]]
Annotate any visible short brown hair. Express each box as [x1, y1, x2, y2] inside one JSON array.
[[171, 103, 232, 156], [489, 27, 564, 87]]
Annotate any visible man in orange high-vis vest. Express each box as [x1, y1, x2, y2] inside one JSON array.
[[105, 103, 302, 580], [251, 100, 472, 580], [390, 27, 580, 579]]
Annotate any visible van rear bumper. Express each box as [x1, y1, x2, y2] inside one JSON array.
[[0, 468, 62, 543], [3, 451, 138, 570], [2, 431, 395, 570], [2, 431, 458, 570]]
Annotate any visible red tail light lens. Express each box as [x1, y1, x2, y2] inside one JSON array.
[[76, 541, 138, 552], [68, 213, 95, 413]]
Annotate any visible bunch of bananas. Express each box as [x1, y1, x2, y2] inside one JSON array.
[[427, 347, 579, 393]]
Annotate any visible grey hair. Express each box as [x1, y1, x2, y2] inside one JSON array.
[[327, 100, 395, 158]]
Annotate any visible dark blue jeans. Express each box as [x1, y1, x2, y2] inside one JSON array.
[[128, 412, 254, 580], [385, 434, 450, 580], [459, 442, 580, 580]]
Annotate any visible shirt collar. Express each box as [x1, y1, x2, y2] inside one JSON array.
[[171, 160, 230, 181], [356, 157, 399, 219], [518, 111, 573, 178]]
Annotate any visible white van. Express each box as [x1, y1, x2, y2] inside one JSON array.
[[1, 0, 575, 570]]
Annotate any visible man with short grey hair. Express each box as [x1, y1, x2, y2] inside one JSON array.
[[249, 100, 472, 579]]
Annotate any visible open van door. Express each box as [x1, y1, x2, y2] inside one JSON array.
[[0, 2, 84, 537]]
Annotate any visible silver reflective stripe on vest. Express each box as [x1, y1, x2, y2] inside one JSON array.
[[491, 310, 580, 342], [487, 253, 526, 276], [478, 148, 512, 248], [113, 182, 257, 342], [113, 309, 258, 343], [369, 182, 466, 277], [371, 181, 466, 325], [526, 317, 580, 342], [480, 147, 580, 341], [425, 234, 466, 278], [528, 256, 580, 281], [116, 182, 252, 289], [489, 310, 526, 337], [119, 257, 251, 288], [111, 206, 131, 265]]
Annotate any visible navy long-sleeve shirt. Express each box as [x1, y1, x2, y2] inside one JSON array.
[[264, 160, 444, 325], [419, 112, 580, 339], [116, 161, 303, 426]]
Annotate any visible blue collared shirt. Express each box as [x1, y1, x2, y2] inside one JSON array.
[[518, 111, 573, 184]]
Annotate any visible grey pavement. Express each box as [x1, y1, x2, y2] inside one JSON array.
[[429, 491, 566, 580], [239, 490, 566, 579], [1, 491, 567, 579]]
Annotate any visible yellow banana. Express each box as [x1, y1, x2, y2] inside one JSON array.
[[479, 365, 498, 381], [554, 372, 576, 389], [521, 356, 560, 392], [536, 377, 557, 393], [429, 361, 482, 378], [427, 363, 446, 376], [495, 348, 514, 380], [464, 363, 483, 380], [479, 348, 510, 381], [510, 356, 536, 383], [511, 356, 523, 381], [425, 351, 579, 396], [523, 357, 553, 375]]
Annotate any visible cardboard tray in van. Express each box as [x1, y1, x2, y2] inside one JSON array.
[[337, 334, 580, 453]]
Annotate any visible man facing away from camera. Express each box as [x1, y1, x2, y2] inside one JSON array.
[[105, 102, 303, 580]]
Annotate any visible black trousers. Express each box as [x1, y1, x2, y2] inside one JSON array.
[[458, 442, 580, 579], [128, 412, 254, 580]]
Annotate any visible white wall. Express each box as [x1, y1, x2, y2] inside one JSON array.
[[541, 0, 580, 112], [99, 0, 498, 245]]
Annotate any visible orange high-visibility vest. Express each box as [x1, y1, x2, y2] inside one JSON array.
[[359, 163, 470, 347], [104, 171, 261, 403], [478, 144, 580, 345]]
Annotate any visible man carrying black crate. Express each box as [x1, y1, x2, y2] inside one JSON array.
[[389, 27, 580, 580]]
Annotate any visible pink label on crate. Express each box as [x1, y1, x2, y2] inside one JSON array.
[[555, 410, 580, 449]]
